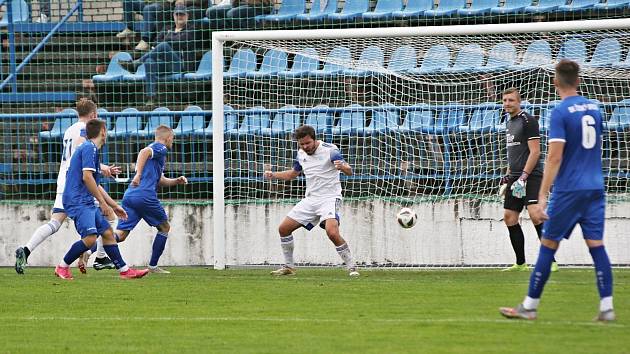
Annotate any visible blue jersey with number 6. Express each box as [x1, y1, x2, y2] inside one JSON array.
[[548, 95, 604, 192]]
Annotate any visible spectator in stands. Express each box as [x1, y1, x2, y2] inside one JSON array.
[[206, 0, 272, 29], [119, 4, 200, 106], [117, 0, 176, 51], [27, 0, 51, 23], [181, 0, 211, 20]]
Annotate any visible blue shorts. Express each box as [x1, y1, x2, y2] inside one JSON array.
[[117, 195, 168, 231], [543, 189, 605, 242], [66, 205, 111, 238]]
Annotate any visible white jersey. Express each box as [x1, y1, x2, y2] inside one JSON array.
[[55, 121, 87, 194], [293, 141, 344, 198]]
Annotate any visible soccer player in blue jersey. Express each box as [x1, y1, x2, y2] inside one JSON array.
[[113, 125, 187, 274], [55, 119, 149, 280], [500, 60, 615, 322]]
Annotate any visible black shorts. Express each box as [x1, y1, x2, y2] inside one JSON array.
[[503, 174, 542, 212]]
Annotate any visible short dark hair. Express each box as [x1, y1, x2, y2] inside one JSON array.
[[86, 119, 106, 139], [294, 125, 316, 140], [502, 87, 521, 101], [76, 98, 97, 117], [555, 59, 580, 88]]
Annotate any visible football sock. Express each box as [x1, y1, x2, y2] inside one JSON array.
[[507, 224, 526, 265], [87, 243, 97, 256], [95, 236, 107, 258], [526, 244, 557, 304], [149, 232, 168, 267], [62, 240, 90, 266], [335, 243, 355, 269], [103, 244, 129, 273], [534, 223, 556, 263], [25, 219, 61, 253], [280, 235, 295, 268], [589, 245, 613, 311]]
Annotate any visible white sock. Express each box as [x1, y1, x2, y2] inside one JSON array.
[[118, 265, 129, 273], [95, 237, 107, 258], [335, 243, 355, 270], [523, 296, 540, 310], [600, 296, 613, 312], [280, 235, 295, 268], [25, 219, 61, 251]]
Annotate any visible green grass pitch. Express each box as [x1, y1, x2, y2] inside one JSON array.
[[1, 267, 628, 353]]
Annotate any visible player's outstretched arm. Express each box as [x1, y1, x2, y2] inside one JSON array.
[[264, 169, 301, 181], [131, 147, 152, 186], [159, 175, 188, 187]]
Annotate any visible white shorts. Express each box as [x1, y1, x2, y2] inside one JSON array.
[[53, 193, 65, 213], [287, 196, 342, 230]]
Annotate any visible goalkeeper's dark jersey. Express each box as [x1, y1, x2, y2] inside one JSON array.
[[506, 111, 543, 177]]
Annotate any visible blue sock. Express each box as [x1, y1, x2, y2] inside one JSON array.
[[149, 232, 168, 267], [589, 245, 613, 298], [63, 240, 90, 265], [89, 243, 97, 254], [103, 244, 127, 270], [527, 245, 557, 299]]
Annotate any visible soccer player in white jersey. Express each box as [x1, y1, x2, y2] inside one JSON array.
[[264, 125, 359, 277], [14, 98, 120, 274]]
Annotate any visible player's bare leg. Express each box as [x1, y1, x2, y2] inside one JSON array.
[[325, 219, 359, 277], [270, 217, 302, 276], [16, 212, 66, 274]]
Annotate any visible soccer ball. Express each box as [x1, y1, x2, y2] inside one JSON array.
[[397, 208, 417, 229]]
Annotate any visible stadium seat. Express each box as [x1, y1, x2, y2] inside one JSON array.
[[332, 104, 366, 135], [295, 0, 338, 21], [234, 106, 271, 135], [457, 0, 499, 16], [108, 108, 144, 138], [557, 38, 587, 63], [411, 44, 451, 74], [260, 0, 307, 22], [594, 0, 630, 9], [517, 40, 553, 68], [524, 0, 565, 13], [277, 48, 320, 78], [224, 48, 257, 79], [175, 105, 206, 136], [434, 104, 466, 134], [442, 44, 484, 73], [183, 51, 214, 81], [398, 106, 435, 134], [365, 104, 400, 135], [92, 52, 133, 82], [459, 104, 501, 133], [478, 41, 516, 72], [262, 105, 301, 136], [136, 107, 173, 137], [342, 45, 384, 77], [392, 0, 434, 18], [606, 99, 630, 131], [490, 0, 532, 14], [38, 109, 79, 140], [96, 108, 112, 130], [362, 0, 404, 20], [558, 0, 598, 11], [245, 50, 288, 78], [304, 105, 334, 134], [387, 45, 418, 73], [328, 0, 369, 21], [612, 50, 630, 68], [308, 46, 351, 78], [197, 105, 240, 137], [423, 0, 467, 16], [122, 63, 146, 81], [584, 38, 621, 67], [0, 0, 29, 26]]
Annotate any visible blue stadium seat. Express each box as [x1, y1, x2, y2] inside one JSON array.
[[245, 50, 288, 78], [524, 0, 565, 13], [295, 0, 338, 21], [197, 105, 240, 137], [557, 38, 587, 63], [434, 105, 466, 134], [332, 104, 366, 135], [558, 0, 598, 11], [0, 0, 29, 26], [97, 108, 113, 130], [362, 0, 404, 20], [109, 108, 144, 138], [224, 48, 257, 78], [459, 104, 501, 134], [277, 48, 320, 78], [137, 107, 173, 137], [606, 99, 630, 131], [304, 105, 334, 134], [234, 107, 271, 135], [39, 109, 79, 140], [328, 0, 369, 21], [260, 0, 307, 22], [584, 38, 621, 67], [175, 105, 206, 136], [398, 106, 434, 134], [517, 40, 552, 68], [183, 51, 215, 80], [490, 0, 531, 13], [392, 0, 434, 17], [387, 45, 418, 73], [262, 105, 301, 136], [92, 52, 133, 82], [342, 45, 384, 77], [122, 63, 146, 81], [594, 0, 630, 9], [479, 41, 516, 72], [423, 0, 467, 16], [458, 0, 498, 15], [411, 44, 451, 74], [365, 104, 400, 135], [612, 50, 630, 69], [442, 44, 483, 73], [308, 46, 351, 78]]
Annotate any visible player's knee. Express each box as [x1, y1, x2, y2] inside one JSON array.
[[82, 235, 97, 248], [503, 211, 518, 226], [158, 222, 170, 233], [115, 230, 129, 243], [586, 239, 604, 248]]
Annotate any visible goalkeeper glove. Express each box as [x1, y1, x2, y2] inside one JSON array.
[[511, 172, 528, 198]]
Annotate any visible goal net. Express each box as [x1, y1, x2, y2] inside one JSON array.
[[212, 19, 630, 269]]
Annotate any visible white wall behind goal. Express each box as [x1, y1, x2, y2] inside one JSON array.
[[1, 201, 629, 268]]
